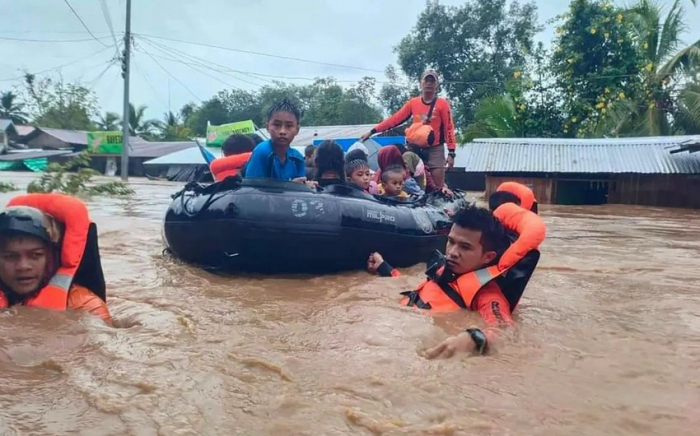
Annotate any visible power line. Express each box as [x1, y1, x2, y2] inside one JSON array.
[[62, 0, 110, 47], [139, 38, 268, 87], [134, 33, 386, 74], [132, 59, 170, 109], [140, 49, 255, 90], [153, 42, 273, 86], [138, 45, 202, 102], [0, 35, 113, 43], [86, 60, 116, 87], [0, 45, 115, 82], [139, 35, 394, 86], [99, 0, 120, 54]]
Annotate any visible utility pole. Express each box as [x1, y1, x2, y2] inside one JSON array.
[[120, 0, 132, 181]]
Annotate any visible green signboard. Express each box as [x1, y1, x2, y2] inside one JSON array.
[[87, 131, 123, 154], [206, 120, 256, 146]]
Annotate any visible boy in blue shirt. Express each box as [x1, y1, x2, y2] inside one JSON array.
[[245, 99, 308, 183]]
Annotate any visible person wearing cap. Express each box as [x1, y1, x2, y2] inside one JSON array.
[[0, 193, 112, 325], [359, 69, 457, 189]]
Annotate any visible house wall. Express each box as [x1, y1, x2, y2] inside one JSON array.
[[485, 175, 555, 204], [609, 174, 700, 209], [446, 170, 486, 191], [486, 173, 700, 209]]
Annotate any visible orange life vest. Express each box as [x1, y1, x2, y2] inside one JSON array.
[[493, 202, 546, 270], [497, 182, 537, 213], [402, 200, 546, 313], [401, 265, 506, 313], [210, 152, 252, 181], [0, 193, 91, 311]]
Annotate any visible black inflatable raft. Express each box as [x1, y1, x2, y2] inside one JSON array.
[[163, 178, 469, 274]]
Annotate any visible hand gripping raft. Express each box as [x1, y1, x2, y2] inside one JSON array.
[[162, 177, 469, 274]]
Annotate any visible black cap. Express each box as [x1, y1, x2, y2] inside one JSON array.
[[0, 206, 54, 244]]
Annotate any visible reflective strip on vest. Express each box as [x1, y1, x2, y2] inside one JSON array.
[[474, 268, 495, 286], [49, 272, 73, 291]]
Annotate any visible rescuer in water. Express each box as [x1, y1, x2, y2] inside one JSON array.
[[0, 193, 112, 325], [368, 185, 545, 358]]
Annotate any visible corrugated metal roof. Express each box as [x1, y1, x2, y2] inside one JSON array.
[[128, 138, 196, 158], [257, 124, 379, 146], [38, 127, 90, 145], [15, 125, 36, 137], [0, 150, 71, 161], [143, 144, 308, 165], [456, 136, 700, 174]]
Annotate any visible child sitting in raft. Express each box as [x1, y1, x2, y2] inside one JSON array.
[[244, 99, 312, 186], [209, 134, 256, 181], [345, 149, 376, 193], [377, 165, 409, 199], [314, 140, 346, 188], [375, 146, 424, 196]]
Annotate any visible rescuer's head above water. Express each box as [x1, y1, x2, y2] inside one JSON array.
[[0, 194, 112, 325], [0, 206, 61, 297], [444, 205, 510, 275]]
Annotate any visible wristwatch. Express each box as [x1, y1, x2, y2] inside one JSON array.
[[447, 151, 456, 158], [465, 328, 487, 355]]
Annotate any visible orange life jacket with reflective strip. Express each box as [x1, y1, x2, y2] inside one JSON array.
[[210, 152, 252, 181], [0, 193, 91, 311], [400, 264, 506, 313], [402, 200, 546, 313]]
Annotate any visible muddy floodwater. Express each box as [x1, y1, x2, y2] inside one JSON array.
[[0, 172, 698, 436]]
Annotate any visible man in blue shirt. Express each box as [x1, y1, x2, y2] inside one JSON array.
[[245, 99, 308, 182]]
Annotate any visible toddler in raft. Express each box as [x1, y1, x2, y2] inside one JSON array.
[[377, 165, 409, 199], [345, 149, 377, 194]]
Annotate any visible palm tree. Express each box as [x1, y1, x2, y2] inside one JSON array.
[[158, 111, 192, 141], [121, 103, 160, 139], [463, 94, 523, 142], [0, 91, 28, 124], [598, 0, 700, 136], [96, 112, 120, 131], [674, 81, 700, 133]]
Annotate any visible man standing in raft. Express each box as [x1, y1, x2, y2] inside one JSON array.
[[359, 69, 457, 189], [368, 188, 545, 358], [0, 193, 112, 325]]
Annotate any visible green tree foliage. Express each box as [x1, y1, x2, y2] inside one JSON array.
[[551, 0, 646, 137], [0, 182, 19, 193], [182, 78, 382, 136], [392, 0, 540, 126], [27, 152, 133, 196], [96, 112, 120, 131], [0, 91, 28, 124], [159, 111, 193, 141], [21, 73, 99, 131], [378, 66, 419, 115], [463, 44, 564, 141], [122, 103, 160, 139], [594, 0, 700, 136]]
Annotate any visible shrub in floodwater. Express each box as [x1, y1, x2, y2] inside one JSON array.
[[0, 182, 19, 193], [27, 152, 135, 197]]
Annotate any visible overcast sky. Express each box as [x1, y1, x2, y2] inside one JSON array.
[[2, 0, 699, 123]]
